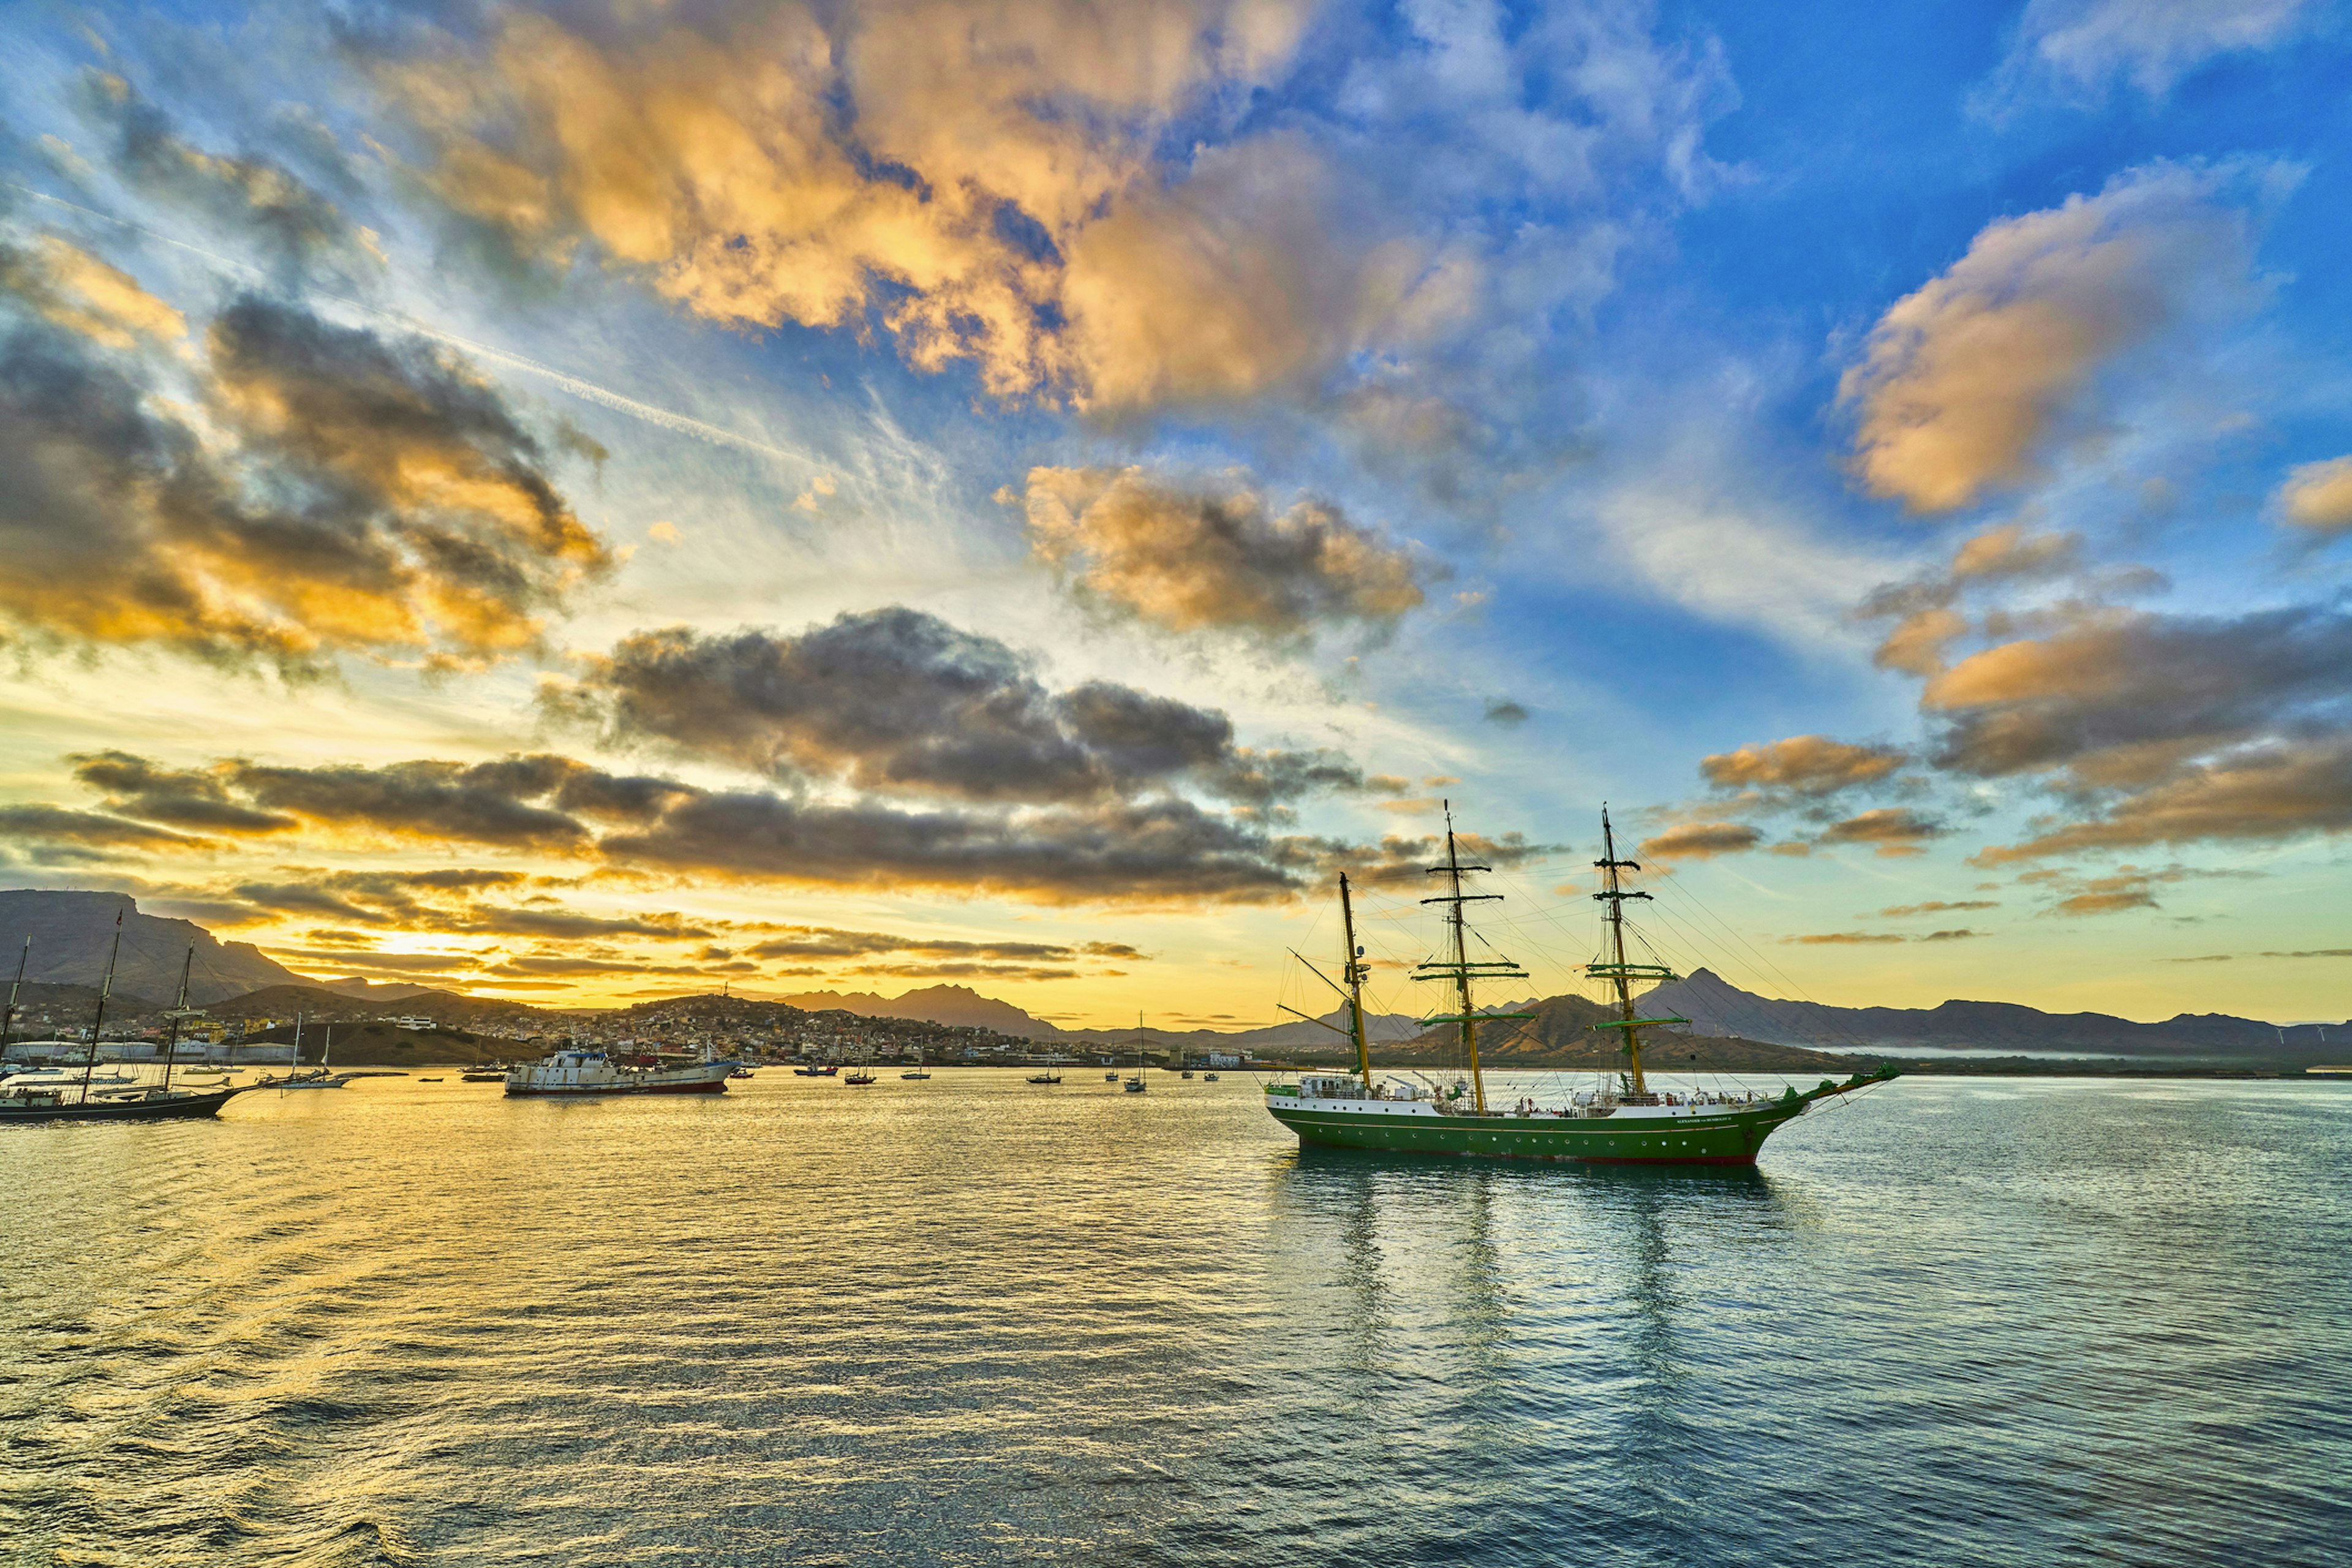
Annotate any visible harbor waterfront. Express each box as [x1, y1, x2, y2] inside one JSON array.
[[2, 1071, 2345, 1566]]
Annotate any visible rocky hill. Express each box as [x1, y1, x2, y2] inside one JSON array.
[[0, 890, 307, 1005]]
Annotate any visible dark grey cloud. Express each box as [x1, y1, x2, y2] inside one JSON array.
[[546, 611, 1364, 807], [1483, 699, 1529, 727], [744, 927, 1129, 963], [0, 804, 214, 854], [69, 751, 297, 833], [221, 756, 598, 847], [0, 247, 608, 672]]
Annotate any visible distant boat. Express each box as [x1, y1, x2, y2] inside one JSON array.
[[843, 1039, 876, 1085], [1104, 1071, 1119, 1080], [1027, 1066, 1062, 1084], [279, 1020, 352, 1090], [505, 1049, 734, 1097], [459, 1066, 507, 1082], [902, 1054, 932, 1080], [1180, 1069, 1194, 1079], [1203, 1072, 1220, 1082], [729, 1066, 755, 1079], [794, 1063, 839, 1077], [419, 1077, 444, 1083], [1125, 1017, 1148, 1093]]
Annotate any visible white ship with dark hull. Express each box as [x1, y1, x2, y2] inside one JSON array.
[[504, 1049, 735, 1098]]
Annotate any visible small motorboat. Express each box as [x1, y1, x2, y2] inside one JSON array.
[[1104, 1071, 1120, 1081], [418, 1077, 444, 1083], [460, 1066, 507, 1082], [793, 1064, 839, 1077], [1026, 1070, 1061, 1084], [1180, 1069, 1194, 1079], [1202, 1072, 1220, 1082], [728, 1066, 756, 1079]]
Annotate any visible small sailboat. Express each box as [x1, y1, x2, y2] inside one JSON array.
[[1125, 1018, 1148, 1093], [901, 1052, 932, 1080], [279, 1019, 353, 1090], [843, 1041, 876, 1085]]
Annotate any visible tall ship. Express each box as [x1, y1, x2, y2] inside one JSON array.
[[1262, 806, 1895, 1164], [1, 929, 255, 1124], [505, 1047, 736, 1097]]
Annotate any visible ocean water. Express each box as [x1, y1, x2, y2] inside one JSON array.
[[2, 1070, 2346, 1567]]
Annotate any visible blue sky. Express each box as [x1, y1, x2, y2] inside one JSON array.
[[0, 0, 2346, 1023]]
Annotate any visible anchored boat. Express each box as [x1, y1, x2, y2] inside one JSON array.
[[2, 930, 257, 1125], [1262, 805, 1896, 1165], [505, 1048, 735, 1097]]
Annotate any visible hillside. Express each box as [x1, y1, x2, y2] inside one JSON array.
[[771, 984, 1047, 1035], [0, 890, 306, 1005]]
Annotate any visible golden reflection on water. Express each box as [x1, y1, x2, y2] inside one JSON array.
[[2, 1071, 2346, 1567]]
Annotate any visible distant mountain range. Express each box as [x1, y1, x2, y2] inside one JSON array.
[[1637, 968, 2347, 1060]]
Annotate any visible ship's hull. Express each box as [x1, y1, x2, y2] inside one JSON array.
[[0, 1085, 249, 1125], [1267, 1099, 1805, 1164]]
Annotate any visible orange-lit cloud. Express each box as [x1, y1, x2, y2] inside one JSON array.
[[1840, 164, 2257, 512], [1016, 466, 1427, 639], [1638, 821, 1761, 861], [1699, 735, 1906, 796], [2277, 455, 2352, 533]]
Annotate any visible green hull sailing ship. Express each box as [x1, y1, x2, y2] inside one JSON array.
[[1263, 806, 1896, 1166]]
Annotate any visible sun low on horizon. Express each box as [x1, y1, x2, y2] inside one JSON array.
[[1, 0, 2348, 1029]]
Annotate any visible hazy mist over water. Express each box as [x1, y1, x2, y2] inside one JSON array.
[[2, 1073, 2346, 1566]]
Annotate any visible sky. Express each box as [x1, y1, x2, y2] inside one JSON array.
[[0, 0, 2347, 1027]]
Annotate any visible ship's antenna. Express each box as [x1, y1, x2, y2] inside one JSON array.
[[1586, 805, 1686, 1099], [1413, 801, 1528, 1118]]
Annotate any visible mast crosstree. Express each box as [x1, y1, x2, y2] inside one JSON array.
[[1414, 802, 1531, 1117]]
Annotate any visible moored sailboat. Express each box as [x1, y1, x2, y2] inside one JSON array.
[[1261, 805, 1895, 1164], [2, 931, 255, 1125]]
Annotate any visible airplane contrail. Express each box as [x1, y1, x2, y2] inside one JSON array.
[[4, 181, 816, 468]]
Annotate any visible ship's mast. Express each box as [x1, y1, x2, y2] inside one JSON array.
[[160, 945, 194, 1096], [1414, 802, 1529, 1118], [1586, 806, 1684, 1099], [0, 937, 25, 1059], [1338, 872, 1372, 1090], [77, 911, 124, 1105]]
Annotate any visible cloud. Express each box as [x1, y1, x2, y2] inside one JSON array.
[[1015, 466, 1427, 641], [0, 260, 611, 671], [545, 610, 1366, 805], [77, 70, 384, 282], [2262, 948, 2352, 959], [1820, 808, 1945, 856], [1879, 900, 1999, 917], [0, 804, 216, 855], [0, 235, 184, 349], [1918, 927, 1984, 940], [2000, 0, 2316, 98], [2276, 456, 2352, 533], [61, 747, 1406, 905], [1840, 163, 2265, 512], [1483, 699, 1530, 727], [1700, 735, 1907, 797], [744, 927, 1099, 963], [1924, 605, 2352, 781], [1783, 931, 1906, 945], [1638, 822, 1761, 861], [1950, 522, 2082, 581], [68, 751, 299, 833], [1976, 736, 2352, 862], [350, 0, 1721, 426]]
